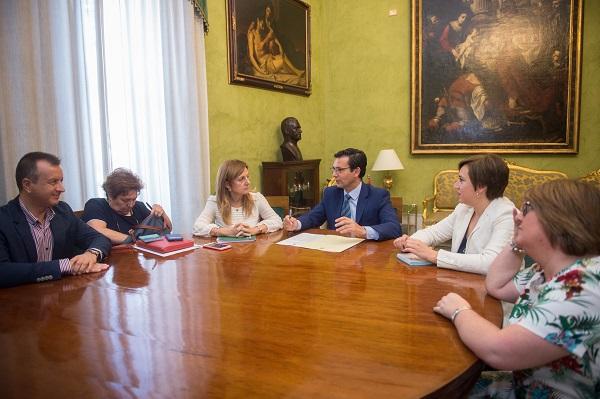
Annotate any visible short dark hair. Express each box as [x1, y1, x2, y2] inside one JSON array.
[[15, 152, 61, 191], [334, 148, 367, 178], [526, 179, 600, 256], [458, 154, 509, 200], [102, 168, 144, 199]]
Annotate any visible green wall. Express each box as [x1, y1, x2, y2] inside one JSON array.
[[205, 0, 325, 192], [205, 1, 600, 206]]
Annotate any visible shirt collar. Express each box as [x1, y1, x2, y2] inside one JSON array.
[[19, 197, 55, 225], [345, 182, 362, 201]]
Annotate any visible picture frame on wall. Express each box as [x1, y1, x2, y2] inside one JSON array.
[[411, 0, 583, 154], [226, 0, 311, 96]]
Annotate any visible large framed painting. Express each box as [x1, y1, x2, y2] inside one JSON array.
[[226, 0, 311, 96], [411, 0, 583, 154]]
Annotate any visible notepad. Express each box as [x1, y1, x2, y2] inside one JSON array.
[[396, 252, 433, 266], [216, 235, 256, 243], [134, 245, 199, 257], [134, 237, 197, 257]]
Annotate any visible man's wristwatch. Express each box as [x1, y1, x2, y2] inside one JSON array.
[[86, 248, 103, 261]]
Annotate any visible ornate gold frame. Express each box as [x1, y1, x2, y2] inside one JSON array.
[[226, 0, 311, 96], [411, 0, 583, 154]]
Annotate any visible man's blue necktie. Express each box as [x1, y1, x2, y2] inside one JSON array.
[[341, 193, 352, 219]]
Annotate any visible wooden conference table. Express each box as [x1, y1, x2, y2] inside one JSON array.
[[0, 230, 502, 398]]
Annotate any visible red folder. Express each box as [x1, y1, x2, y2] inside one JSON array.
[[135, 237, 194, 253]]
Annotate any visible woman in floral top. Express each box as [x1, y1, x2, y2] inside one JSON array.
[[434, 179, 600, 398]]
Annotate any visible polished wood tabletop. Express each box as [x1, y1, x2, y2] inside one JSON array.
[[0, 230, 501, 398]]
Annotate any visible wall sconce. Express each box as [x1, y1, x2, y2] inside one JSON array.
[[371, 149, 404, 190]]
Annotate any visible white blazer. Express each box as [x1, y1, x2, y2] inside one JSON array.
[[412, 196, 515, 275]]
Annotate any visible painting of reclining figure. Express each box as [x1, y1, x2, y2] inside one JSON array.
[[411, 0, 582, 153], [227, 0, 311, 96]]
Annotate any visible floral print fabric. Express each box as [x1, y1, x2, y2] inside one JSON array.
[[470, 257, 600, 398], [509, 257, 600, 398]]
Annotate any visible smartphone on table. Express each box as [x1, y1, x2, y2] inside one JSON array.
[[139, 233, 162, 243], [203, 242, 232, 251], [165, 233, 184, 241]]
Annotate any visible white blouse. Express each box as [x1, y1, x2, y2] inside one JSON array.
[[192, 192, 283, 236]]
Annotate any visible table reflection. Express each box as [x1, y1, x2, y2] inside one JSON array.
[[0, 230, 501, 398]]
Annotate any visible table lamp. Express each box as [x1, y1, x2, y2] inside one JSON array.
[[371, 149, 404, 190]]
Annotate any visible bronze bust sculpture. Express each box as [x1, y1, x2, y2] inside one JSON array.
[[280, 117, 303, 162]]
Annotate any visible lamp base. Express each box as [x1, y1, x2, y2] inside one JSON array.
[[382, 175, 393, 191]]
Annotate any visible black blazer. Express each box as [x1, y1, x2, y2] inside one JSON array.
[[0, 197, 111, 288]]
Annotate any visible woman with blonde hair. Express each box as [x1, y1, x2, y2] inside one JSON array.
[[435, 179, 600, 398], [192, 160, 282, 237]]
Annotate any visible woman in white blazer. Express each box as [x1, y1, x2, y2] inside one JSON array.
[[394, 154, 514, 275], [193, 160, 282, 237]]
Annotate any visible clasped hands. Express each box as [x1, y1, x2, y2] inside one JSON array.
[[283, 215, 367, 238], [216, 223, 265, 237], [393, 234, 438, 264], [69, 252, 109, 275]]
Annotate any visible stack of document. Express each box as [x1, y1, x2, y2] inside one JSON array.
[[135, 237, 197, 257], [277, 233, 364, 253]]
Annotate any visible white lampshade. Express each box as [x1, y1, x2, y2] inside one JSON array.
[[371, 149, 404, 171]]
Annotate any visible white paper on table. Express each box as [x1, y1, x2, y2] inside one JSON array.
[[277, 233, 364, 253]]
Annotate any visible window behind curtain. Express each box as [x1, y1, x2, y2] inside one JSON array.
[[82, 0, 172, 212]]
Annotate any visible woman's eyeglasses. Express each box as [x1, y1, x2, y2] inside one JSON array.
[[521, 201, 534, 216]]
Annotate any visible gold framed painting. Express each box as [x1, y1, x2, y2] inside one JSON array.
[[226, 0, 311, 96], [411, 0, 583, 154]]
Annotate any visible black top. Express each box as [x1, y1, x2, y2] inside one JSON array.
[[82, 198, 150, 234], [457, 231, 468, 254]]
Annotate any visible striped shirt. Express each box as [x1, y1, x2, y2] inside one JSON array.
[[19, 199, 72, 274]]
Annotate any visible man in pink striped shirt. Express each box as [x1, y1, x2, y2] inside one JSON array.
[[0, 152, 112, 288]]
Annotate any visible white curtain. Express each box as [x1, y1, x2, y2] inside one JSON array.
[[0, 0, 106, 206], [0, 0, 209, 232]]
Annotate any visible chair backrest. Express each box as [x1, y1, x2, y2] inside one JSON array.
[[579, 169, 600, 188], [432, 163, 567, 211], [265, 195, 289, 219], [390, 196, 403, 222], [504, 163, 566, 208], [73, 210, 84, 219], [432, 170, 459, 211]]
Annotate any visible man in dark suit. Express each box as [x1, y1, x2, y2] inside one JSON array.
[[0, 152, 112, 288], [283, 148, 401, 241]]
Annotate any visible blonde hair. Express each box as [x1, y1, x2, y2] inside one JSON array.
[[525, 179, 600, 257], [215, 160, 254, 225]]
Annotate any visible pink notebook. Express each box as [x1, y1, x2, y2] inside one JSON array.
[[135, 237, 194, 253]]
